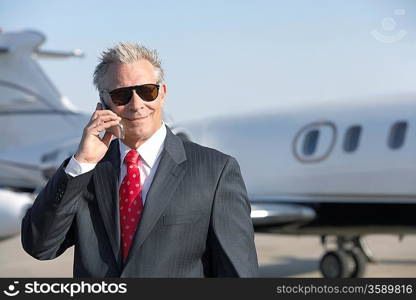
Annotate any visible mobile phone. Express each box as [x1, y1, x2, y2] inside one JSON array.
[[99, 98, 125, 140], [99, 98, 110, 109]]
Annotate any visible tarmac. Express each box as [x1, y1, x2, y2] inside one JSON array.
[[0, 233, 415, 277]]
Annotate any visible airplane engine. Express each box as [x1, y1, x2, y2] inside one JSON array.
[[0, 189, 33, 240]]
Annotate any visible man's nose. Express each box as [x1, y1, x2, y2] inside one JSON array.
[[128, 90, 146, 110]]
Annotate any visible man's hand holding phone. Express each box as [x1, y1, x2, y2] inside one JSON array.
[[74, 103, 122, 164]]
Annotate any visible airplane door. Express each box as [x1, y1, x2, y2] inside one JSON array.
[[293, 121, 337, 163]]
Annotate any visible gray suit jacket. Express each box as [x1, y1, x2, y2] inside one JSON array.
[[21, 126, 258, 277]]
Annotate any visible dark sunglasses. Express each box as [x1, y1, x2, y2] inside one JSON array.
[[108, 83, 160, 106]]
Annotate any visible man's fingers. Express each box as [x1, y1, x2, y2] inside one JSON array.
[[89, 111, 121, 125], [90, 119, 121, 134], [92, 115, 121, 125], [94, 109, 118, 117]]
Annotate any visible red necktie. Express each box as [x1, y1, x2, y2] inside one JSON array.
[[119, 149, 144, 262]]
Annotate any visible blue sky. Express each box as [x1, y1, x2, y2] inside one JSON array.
[[1, 0, 416, 122]]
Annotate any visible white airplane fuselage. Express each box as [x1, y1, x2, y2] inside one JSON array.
[[175, 95, 416, 235]]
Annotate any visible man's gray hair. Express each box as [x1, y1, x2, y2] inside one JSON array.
[[93, 42, 165, 91]]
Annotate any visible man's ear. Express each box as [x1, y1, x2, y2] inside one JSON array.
[[160, 83, 167, 105]]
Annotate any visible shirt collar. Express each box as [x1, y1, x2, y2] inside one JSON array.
[[119, 122, 166, 168]]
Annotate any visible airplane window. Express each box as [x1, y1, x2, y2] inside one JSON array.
[[293, 121, 336, 163], [343, 125, 362, 153], [303, 129, 319, 155], [388, 121, 408, 149]]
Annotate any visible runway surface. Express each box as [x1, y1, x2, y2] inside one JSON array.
[[0, 233, 415, 277]]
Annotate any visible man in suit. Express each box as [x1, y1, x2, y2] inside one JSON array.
[[21, 42, 259, 277]]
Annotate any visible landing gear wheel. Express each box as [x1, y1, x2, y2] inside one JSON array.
[[319, 250, 353, 278], [346, 248, 367, 278]]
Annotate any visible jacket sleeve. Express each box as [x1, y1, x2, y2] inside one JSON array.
[[205, 156, 259, 277], [21, 158, 93, 260]]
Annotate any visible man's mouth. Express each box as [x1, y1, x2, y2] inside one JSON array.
[[126, 115, 149, 121]]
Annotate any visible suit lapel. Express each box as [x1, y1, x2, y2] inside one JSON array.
[[93, 139, 122, 269], [124, 127, 186, 266]]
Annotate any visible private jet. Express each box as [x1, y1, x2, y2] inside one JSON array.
[[173, 95, 416, 277]]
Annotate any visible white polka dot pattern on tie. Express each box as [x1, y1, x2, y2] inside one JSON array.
[[119, 149, 144, 262]]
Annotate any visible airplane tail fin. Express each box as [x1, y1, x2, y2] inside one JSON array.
[[0, 30, 87, 152]]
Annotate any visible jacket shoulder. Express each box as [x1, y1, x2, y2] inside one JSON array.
[[182, 140, 231, 164]]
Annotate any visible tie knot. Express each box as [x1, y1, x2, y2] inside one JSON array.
[[124, 150, 140, 165]]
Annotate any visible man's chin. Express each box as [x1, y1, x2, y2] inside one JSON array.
[[122, 119, 161, 142], [124, 128, 153, 141]]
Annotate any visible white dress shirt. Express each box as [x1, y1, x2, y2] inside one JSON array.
[[65, 122, 167, 204]]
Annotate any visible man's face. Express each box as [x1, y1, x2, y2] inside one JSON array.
[[101, 60, 167, 144]]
